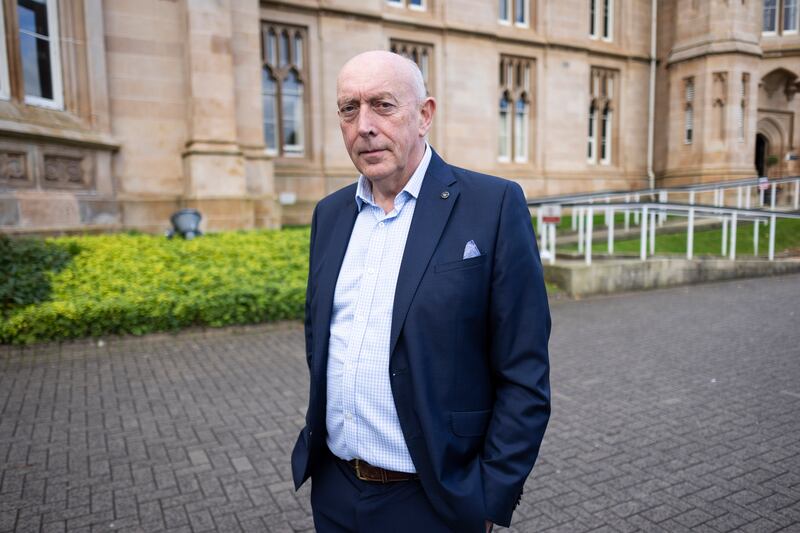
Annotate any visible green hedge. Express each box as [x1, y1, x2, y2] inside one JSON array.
[[0, 229, 310, 344]]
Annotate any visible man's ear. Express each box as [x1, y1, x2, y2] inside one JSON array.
[[419, 97, 436, 137]]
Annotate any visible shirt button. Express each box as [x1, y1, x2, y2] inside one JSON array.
[[345, 412, 353, 420], [367, 268, 376, 275]]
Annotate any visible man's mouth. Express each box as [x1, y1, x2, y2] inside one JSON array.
[[360, 148, 386, 155]]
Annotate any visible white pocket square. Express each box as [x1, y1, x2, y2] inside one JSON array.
[[463, 240, 481, 259]]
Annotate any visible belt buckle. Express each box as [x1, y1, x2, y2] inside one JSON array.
[[354, 459, 363, 480]]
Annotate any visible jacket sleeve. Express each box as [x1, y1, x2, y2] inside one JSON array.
[[481, 181, 551, 527]]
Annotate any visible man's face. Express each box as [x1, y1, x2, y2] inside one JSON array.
[[336, 56, 432, 185]]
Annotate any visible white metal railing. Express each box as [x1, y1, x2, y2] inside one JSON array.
[[530, 176, 800, 265], [534, 201, 800, 266]]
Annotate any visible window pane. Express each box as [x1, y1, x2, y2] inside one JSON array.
[[294, 33, 303, 68], [19, 33, 53, 100], [785, 0, 798, 31], [603, 0, 611, 38], [515, 0, 525, 24], [587, 109, 595, 159], [590, 0, 596, 36], [499, 96, 510, 159], [279, 31, 289, 67], [409, 0, 423, 6], [499, 0, 509, 21], [763, 0, 777, 32], [267, 30, 277, 65], [514, 98, 528, 161], [18, 0, 48, 37], [18, 0, 53, 99], [263, 68, 278, 152], [282, 71, 304, 153], [601, 108, 611, 162]]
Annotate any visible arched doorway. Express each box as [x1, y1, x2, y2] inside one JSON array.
[[755, 133, 768, 177]]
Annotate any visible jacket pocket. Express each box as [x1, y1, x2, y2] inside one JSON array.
[[450, 409, 492, 437], [434, 254, 486, 274]]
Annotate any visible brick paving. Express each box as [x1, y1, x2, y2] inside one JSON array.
[[1, 274, 799, 532]]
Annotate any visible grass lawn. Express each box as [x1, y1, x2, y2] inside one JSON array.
[[558, 217, 800, 258]]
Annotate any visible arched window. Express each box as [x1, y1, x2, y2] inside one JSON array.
[[282, 70, 304, 154], [587, 102, 597, 161], [262, 23, 307, 156], [498, 56, 534, 163], [279, 31, 290, 67], [588, 68, 615, 164], [514, 96, 529, 162], [499, 93, 511, 161], [263, 68, 278, 154], [600, 104, 612, 164]]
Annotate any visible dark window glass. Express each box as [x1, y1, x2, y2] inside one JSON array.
[[18, 0, 53, 99]]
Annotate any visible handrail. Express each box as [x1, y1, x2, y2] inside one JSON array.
[[528, 175, 800, 206], [534, 200, 799, 266]]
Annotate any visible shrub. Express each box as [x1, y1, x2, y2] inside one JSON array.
[[0, 235, 79, 315], [0, 229, 310, 344]]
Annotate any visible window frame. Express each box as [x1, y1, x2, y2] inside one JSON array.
[[498, 55, 533, 164], [261, 22, 309, 158], [784, 0, 799, 33], [588, 67, 616, 165], [601, 0, 613, 42], [0, 3, 10, 100], [17, 0, 64, 110], [763, 0, 779, 35], [499, 0, 511, 24], [514, 0, 529, 27]]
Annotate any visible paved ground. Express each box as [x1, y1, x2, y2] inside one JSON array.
[[1, 274, 799, 533]]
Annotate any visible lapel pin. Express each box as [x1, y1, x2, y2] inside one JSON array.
[[440, 191, 450, 199]]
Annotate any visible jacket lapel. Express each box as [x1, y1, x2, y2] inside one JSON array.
[[313, 194, 358, 379], [390, 150, 458, 355]]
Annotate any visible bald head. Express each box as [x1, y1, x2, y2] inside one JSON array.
[[338, 50, 427, 104]]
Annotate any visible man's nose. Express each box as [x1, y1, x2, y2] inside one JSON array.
[[356, 105, 376, 137]]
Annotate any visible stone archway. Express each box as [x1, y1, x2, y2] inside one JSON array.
[[755, 116, 785, 178], [755, 134, 768, 177]]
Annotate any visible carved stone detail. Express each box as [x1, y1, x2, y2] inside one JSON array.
[[0, 152, 29, 183], [44, 155, 85, 185]]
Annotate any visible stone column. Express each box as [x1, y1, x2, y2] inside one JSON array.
[[181, 0, 251, 230], [230, 0, 279, 228]]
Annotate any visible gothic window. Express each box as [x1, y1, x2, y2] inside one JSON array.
[[262, 23, 308, 156], [498, 56, 532, 163], [0, 0, 63, 109], [588, 68, 616, 164]]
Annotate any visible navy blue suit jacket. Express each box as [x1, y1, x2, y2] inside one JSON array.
[[291, 150, 551, 532]]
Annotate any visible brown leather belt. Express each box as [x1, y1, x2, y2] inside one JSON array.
[[346, 458, 419, 483]]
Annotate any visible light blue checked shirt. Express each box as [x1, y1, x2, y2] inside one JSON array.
[[326, 144, 432, 473]]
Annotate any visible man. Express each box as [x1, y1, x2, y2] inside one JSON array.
[[291, 50, 551, 533]]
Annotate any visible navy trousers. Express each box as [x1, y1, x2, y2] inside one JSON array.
[[310, 447, 456, 533]]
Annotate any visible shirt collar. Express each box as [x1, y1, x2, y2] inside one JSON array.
[[355, 143, 431, 211]]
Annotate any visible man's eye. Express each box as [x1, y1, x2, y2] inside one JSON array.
[[339, 105, 357, 116], [374, 102, 395, 112]]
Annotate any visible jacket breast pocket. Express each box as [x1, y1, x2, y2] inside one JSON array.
[[434, 254, 486, 274], [450, 409, 492, 437]]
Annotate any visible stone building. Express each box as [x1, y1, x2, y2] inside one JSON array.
[[0, 0, 797, 234]]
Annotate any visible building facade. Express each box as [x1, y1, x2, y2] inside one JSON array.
[[0, 0, 798, 234]]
